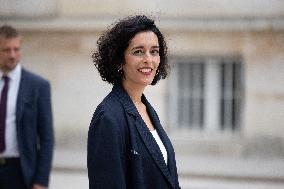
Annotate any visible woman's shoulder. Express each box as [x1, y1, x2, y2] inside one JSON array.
[[100, 92, 123, 112], [89, 94, 129, 140], [91, 92, 124, 121]]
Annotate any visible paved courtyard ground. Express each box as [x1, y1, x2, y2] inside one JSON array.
[[50, 171, 284, 189], [49, 148, 284, 189]]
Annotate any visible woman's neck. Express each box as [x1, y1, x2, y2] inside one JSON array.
[[122, 82, 145, 105]]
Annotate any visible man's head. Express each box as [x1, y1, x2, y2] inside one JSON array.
[[0, 25, 21, 74]]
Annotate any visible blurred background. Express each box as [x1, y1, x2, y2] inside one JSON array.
[[1, 0, 284, 188]]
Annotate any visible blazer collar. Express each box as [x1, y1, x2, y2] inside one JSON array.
[[112, 85, 140, 117], [112, 85, 176, 188]]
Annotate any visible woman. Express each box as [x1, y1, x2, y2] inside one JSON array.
[[88, 15, 181, 189]]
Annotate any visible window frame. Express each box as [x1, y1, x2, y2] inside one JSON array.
[[167, 56, 244, 135]]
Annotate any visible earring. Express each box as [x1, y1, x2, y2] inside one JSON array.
[[118, 67, 123, 74], [155, 70, 159, 76]]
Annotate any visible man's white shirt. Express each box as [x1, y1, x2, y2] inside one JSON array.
[[0, 64, 21, 157]]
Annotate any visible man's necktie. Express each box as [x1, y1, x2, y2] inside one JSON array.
[[0, 76, 9, 152]]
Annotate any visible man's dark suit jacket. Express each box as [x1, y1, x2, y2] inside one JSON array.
[[16, 68, 54, 188], [88, 85, 181, 189]]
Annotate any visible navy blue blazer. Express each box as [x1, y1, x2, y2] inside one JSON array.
[[88, 85, 180, 189], [16, 69, 54, 188]]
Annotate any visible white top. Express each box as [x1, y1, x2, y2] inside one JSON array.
[[150, 129, 168, 165], [0, 64, 21, 157]]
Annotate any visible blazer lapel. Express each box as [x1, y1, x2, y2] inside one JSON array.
[[134, 117, 176, 188], [152, 114, 178, 183], [144, 98, 178, 179], [16, 69, 29, 127]]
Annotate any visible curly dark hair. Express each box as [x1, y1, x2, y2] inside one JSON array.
[[92, 15, 169, 85]]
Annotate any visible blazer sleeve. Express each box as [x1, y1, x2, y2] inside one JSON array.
[[34, 80, 54, 187], [87, 108, 127, 189]]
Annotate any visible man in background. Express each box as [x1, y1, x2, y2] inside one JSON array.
[[0, 25, 54, 189]]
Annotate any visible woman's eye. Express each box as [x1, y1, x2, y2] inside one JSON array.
[[133, 50, 143, 55], [151, 49, 159, 55]]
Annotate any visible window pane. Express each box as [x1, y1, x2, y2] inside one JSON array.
[[176, 62, 205, 129], [220, 59, 242, 131]]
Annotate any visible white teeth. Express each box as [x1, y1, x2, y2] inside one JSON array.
[[139, 68, 152, 73]]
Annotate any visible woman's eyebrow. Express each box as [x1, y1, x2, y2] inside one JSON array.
[[131, 46, 144, 50], [131, 45, 159, 50]]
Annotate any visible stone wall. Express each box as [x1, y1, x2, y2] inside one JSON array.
[[1, 0, 284, 156]]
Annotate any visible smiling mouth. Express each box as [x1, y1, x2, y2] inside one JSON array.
[[138, 68, 153, 73]]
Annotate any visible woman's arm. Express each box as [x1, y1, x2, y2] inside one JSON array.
[[87, 110, 126, 189]]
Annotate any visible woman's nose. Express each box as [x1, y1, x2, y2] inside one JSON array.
[[143, 52, 152, 63]]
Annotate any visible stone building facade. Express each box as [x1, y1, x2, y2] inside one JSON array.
[[1, 0, 284, 157]]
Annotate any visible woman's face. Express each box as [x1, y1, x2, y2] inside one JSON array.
[[122, 31, 160, 88]]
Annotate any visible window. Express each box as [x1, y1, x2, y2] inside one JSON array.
[[168, 56, 243, 132]]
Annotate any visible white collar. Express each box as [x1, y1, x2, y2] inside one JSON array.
[[0, 64, 22, 81]]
